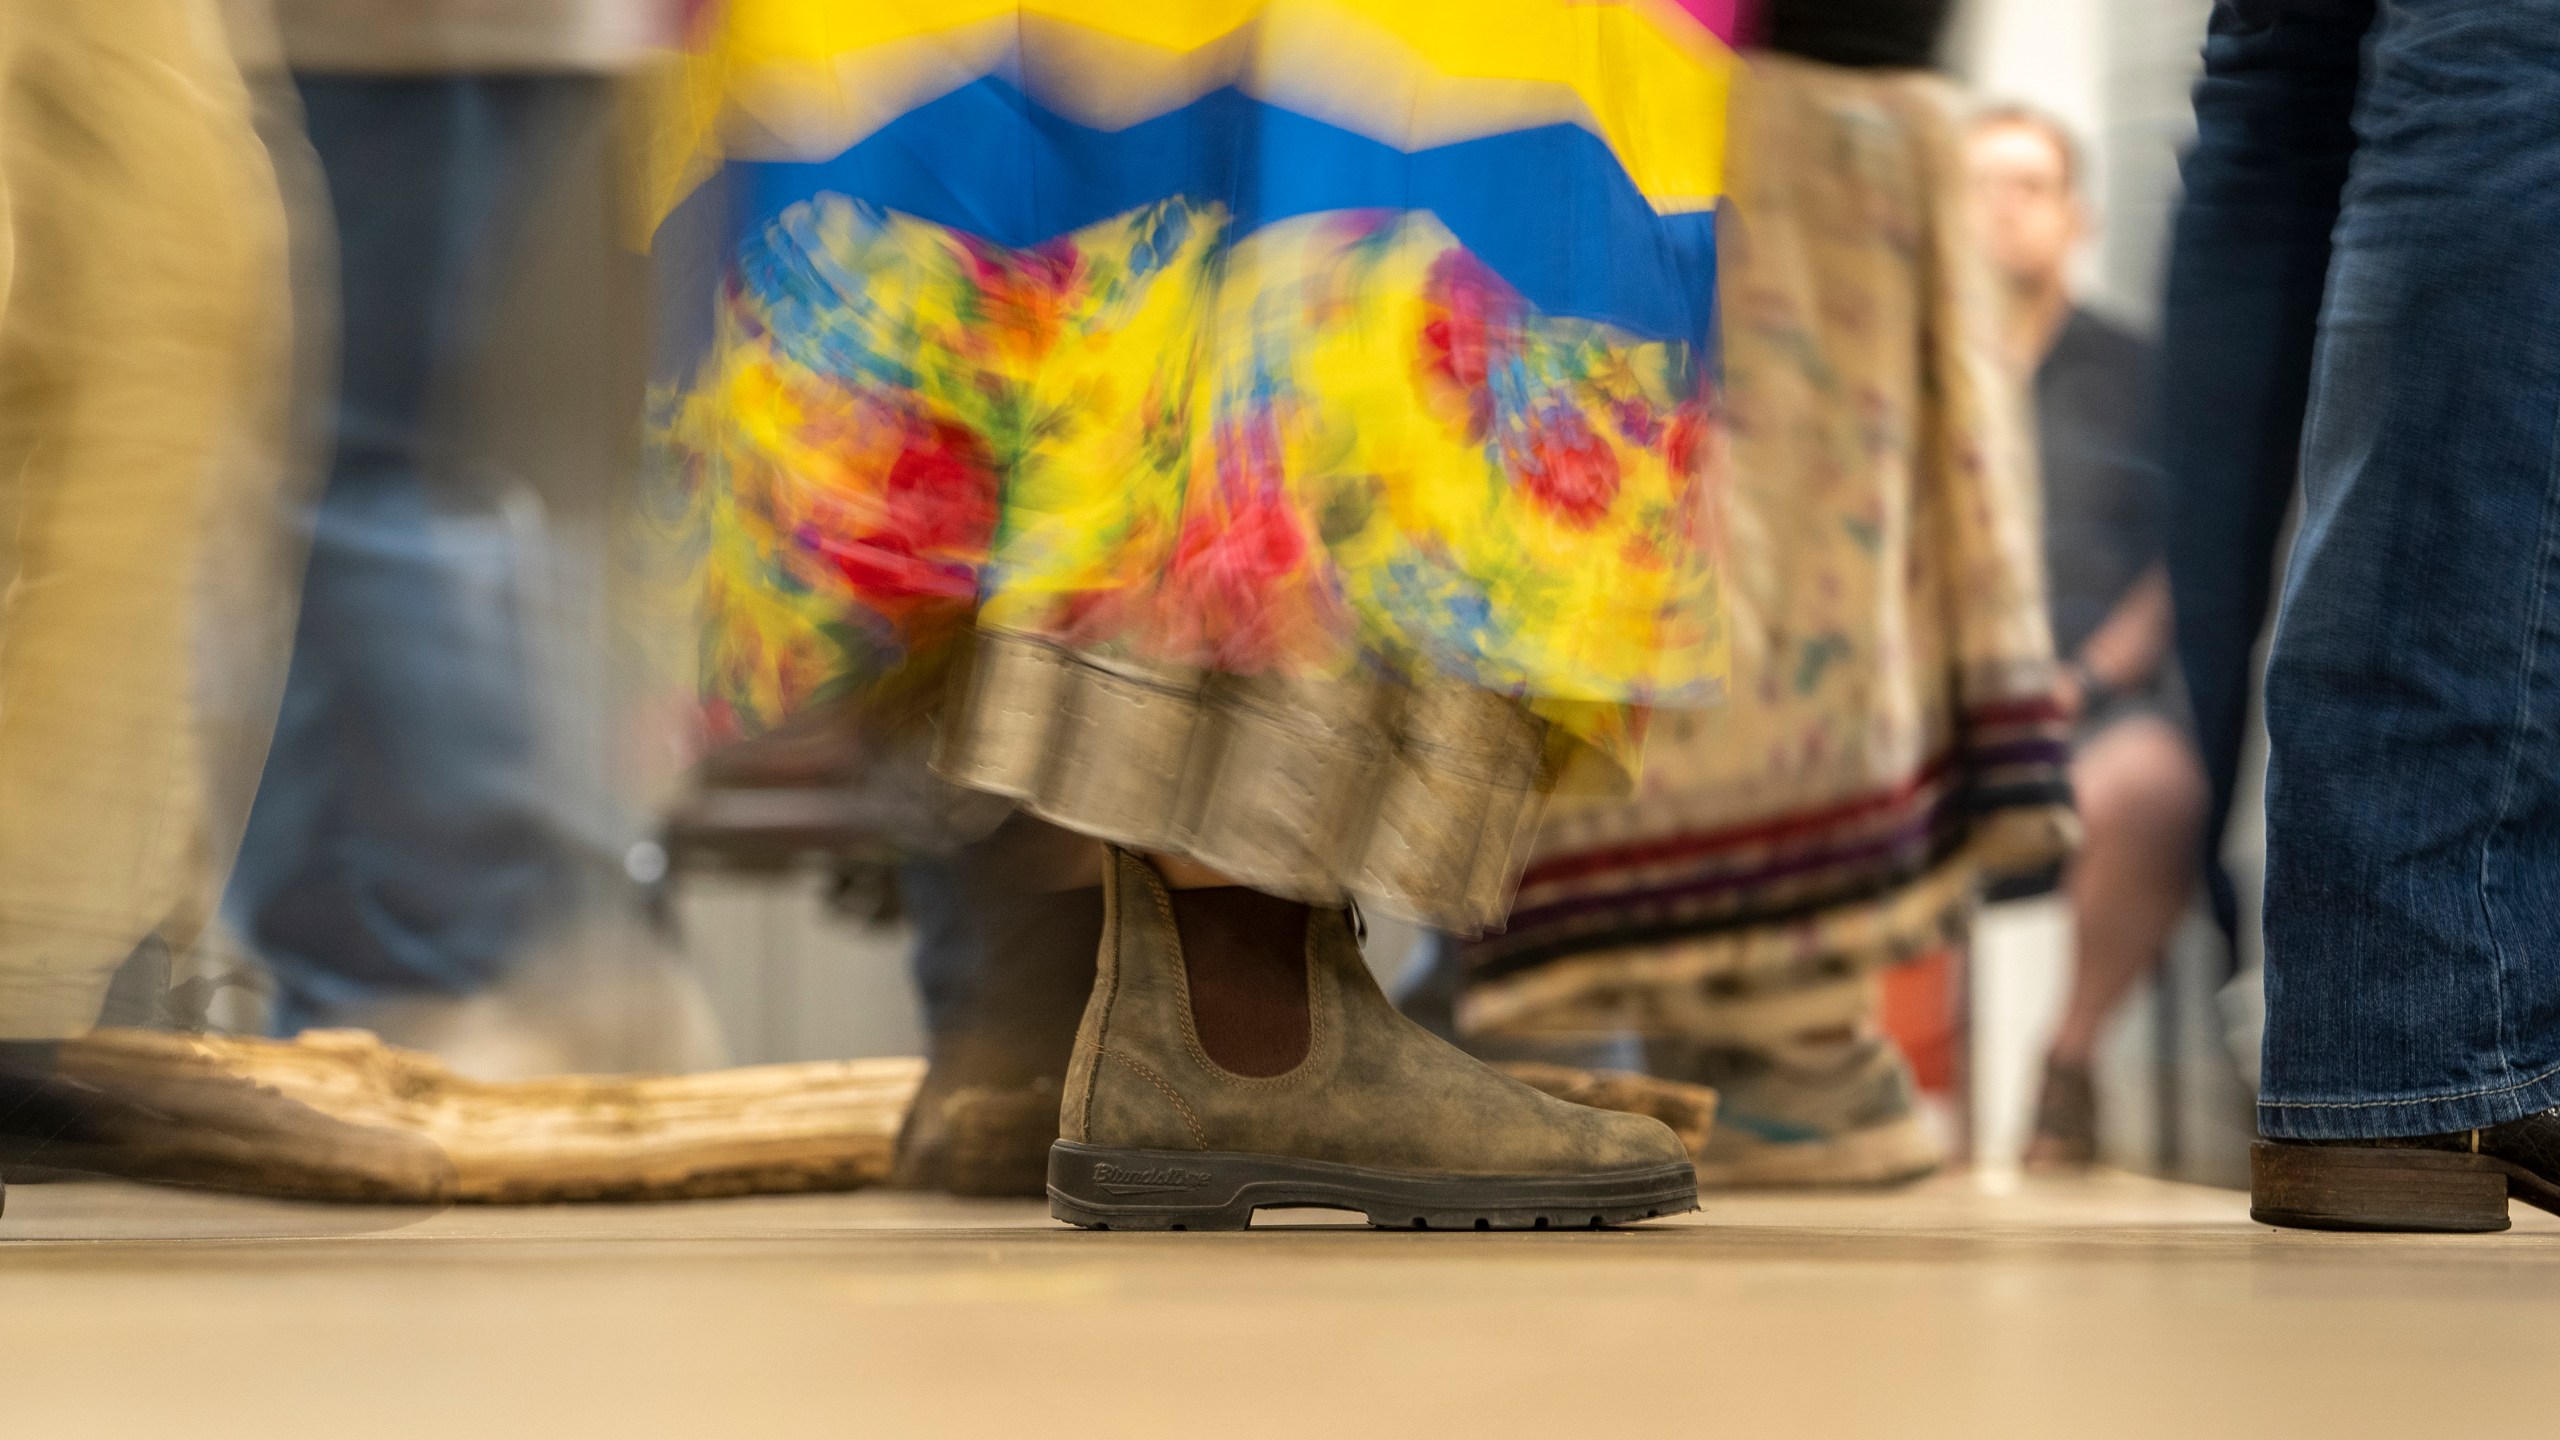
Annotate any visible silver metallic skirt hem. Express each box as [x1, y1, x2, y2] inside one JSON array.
[[932, 628, 1552, 935]]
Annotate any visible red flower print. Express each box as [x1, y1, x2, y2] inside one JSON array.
[[814, 418, 997, 609], [1164, 430, 1316, 670], [822, 532, 979, 603], [963, 236, 1081, 348], [1421, 314, 1489, 392], [956, 235, 1012, 289], [1419, 251, 1519, 393], [1613, 399, 1663, 449], [1666, 405, 1709, 480], [1173, 484, 1309, 597], [1508, 408, 1622, 527], [881, 419, 997, 552]]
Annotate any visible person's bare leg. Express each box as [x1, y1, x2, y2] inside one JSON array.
[[2026, 716, 2207, 1165], [2049, 716, 2210, 1067]]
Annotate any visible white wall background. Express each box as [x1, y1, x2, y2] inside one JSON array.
[[1954, 0, 2257, 1184]]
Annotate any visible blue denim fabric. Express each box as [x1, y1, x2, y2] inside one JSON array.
[[898, 859, 979, 1038], [2155, 0, 2367, 943], [2204, 0, 2560, 1136], [225, 79, 571, 1034]]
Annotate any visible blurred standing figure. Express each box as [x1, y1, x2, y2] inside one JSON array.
[[1437, 0, 2075, 1190], [229, 1, 666, 1045], [1966, 110, 2207, 1168], [662, 0, 1740, 1230], [0, 3, 291, 1043], [0, 1, 294, 1214]]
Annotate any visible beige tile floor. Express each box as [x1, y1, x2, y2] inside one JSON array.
[[3, 1170, 2554, 1439]]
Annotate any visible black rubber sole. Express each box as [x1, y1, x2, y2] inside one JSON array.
[[2250, 1141, 2560, 1233], [1047, 1141, 1699, 1231]]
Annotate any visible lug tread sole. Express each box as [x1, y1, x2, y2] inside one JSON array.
[[1049, 1141, 1698, 1232]]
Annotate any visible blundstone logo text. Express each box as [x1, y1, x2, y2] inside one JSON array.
[[1093, 1162, 1213, 1195]]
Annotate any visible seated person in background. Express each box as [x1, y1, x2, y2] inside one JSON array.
[[1966, 106, 2209, 1167]]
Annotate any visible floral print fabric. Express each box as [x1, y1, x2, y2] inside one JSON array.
[[663, 197, 1728, 774]]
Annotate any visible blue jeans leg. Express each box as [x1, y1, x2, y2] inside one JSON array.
[[2156, 0, 2369, 939], [226, 78, 570, 1033], [2261, 0, 2560, 1136], [899, 858, 982, 1040]]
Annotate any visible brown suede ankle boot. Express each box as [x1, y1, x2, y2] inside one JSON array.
[[1047, 849, 1697, 1230], [893, 884, 1104, 1197]]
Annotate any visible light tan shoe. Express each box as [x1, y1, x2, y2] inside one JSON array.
[[1649, 1035, 1944, 1189]]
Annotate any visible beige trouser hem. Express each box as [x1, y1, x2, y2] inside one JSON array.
[[0, 967, 123, 1042]]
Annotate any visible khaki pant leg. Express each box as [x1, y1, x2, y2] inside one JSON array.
[[0, 1, 288, 1038]]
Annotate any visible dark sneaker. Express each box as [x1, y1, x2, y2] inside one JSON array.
[[1648, 1035, 1941, 1188], [1047, 850, 1698, 1230], [2023, 1056, 2099, 1170], [2252, 1108, 2560, 1233]]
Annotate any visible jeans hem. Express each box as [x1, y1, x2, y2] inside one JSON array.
[[2258, 1060, 2560, 1138]]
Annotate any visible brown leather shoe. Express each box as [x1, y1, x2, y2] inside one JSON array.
[[1047, 850, 1697, 1230], [890, 822, 1107, 1197], [892, 883, 1104, 1198], [2251, 1108, 2560, 1233]]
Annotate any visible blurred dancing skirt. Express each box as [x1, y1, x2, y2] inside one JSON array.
[[1455, 56, 2075, 1029], [651, 2, 1743, 932]]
